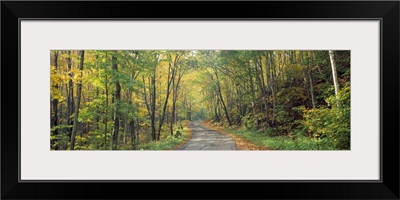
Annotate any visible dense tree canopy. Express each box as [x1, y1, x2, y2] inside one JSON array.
[[50, 50, 350, 150]]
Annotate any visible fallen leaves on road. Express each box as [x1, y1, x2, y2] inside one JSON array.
[[201, 121, 270, 150]]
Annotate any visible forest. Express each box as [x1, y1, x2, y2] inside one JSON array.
[[50, 50, 350, 150]]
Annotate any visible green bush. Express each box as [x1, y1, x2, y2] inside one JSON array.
[[301, 85, 350, 150], [137, 125, 190, 150], [242, 113, 264, 131], [242, 114, 256, 131]]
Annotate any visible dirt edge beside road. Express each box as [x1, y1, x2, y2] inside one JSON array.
[[201, 121, 270, 150]]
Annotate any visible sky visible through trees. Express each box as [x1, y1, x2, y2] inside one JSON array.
[[50, 50, 350, 150]]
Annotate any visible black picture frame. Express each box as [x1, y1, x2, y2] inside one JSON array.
[[2, 1, 399, 199]]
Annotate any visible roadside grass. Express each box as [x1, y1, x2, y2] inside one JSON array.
[[203, 120, 339, 150], [223, 128, 338, 150], [137, 121, 192, 150]]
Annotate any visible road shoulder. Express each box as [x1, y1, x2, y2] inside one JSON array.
[[201, 121, 270, 150]]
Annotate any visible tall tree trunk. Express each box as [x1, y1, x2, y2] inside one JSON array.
[[248, 67, 256, 115], [59, 84, 63, 129], [130, 120, 136, 149], [126, 89, 134, 147], [157, 60, 175, 140], [257, 56, 267, 112], [51, 51, 59, 150], [136, 117, 140, 141], [96, 87, 100, 130], [329, 50, 340, 106], [268, 51, 277, 124], [112, 52, 121, 150], [301, 52, 310, 107], [308, 72, 316, 108], [213, 66, 232, 126], [69, 50, 85, 150], [67, 51, 74, 142], [150, 75, 156, 141], [104, 68, 109, 150], [170, 70, 184, 136], [308, 57, 316, 109], [214, 96, 220, 122], [255, 57, 269, 124], [143, 75, 156, 141], [170, 74, 176, 136], [123, 117, 127, 144], [301, 52, 316, 109], [310, 52, 317, 108]]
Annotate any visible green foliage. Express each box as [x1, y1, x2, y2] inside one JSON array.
[[301, 85, 350, 149], [74, 135, 89, 150], [50, 131, 70, 150], [314, 83, 334, 103], [277, 86, 307, 106], [229, 107, 242, 124], [225, 128, 337, 150], [138, 126, 190, 150], [50, 124, 73, 132], [275, 106, 289, 125], [242, 113, 264, 131]]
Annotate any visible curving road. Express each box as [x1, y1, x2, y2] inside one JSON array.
[[178, 122, 236, 150]]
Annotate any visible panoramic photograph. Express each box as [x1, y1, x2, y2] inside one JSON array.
[[50, 50, 350, 150]]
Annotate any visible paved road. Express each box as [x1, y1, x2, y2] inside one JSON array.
[[178, 122, 236, 150]]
